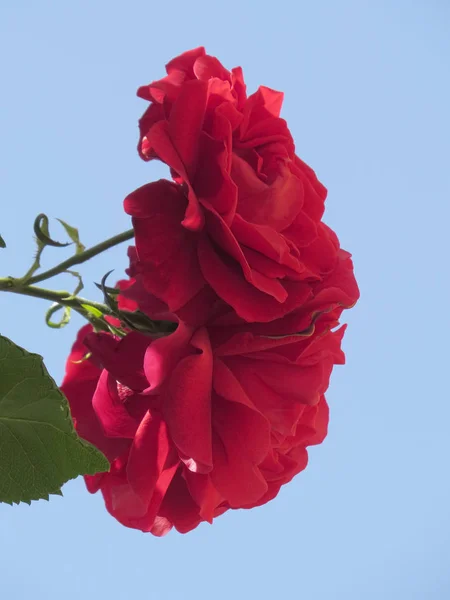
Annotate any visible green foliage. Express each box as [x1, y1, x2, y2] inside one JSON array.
[[0, 335, 109, 504], [56, 219, 86, 254], [81, 304, 104, 318], [22, 215, 85, 283], [22, 214, 66, 281]]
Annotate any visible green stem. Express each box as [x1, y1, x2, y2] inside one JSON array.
[[26, 228, 134, 285], [0, 279, 162, 333], [0, 227, 167, 332], [0, 281, 113, 314]]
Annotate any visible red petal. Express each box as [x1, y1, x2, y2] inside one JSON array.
[[166, 47, 206, 77], [168, 79, 208, 180], [92, 371, 140, 439], [61, 326, 128, 461], [184, 471, 224, 523], [127, 410, 172, 503], [193, 55, 231, 82], [85, 331, 149, 391], [163, 328, 213, 473], [231, 156, 303, 231], [142, 122, 205, 230], [198, 236, 312, 322], [143, 322, 194, 393], [158, 470, 203, 534], [209, 362, 270, 507], [232, 214, 304, 274], [211, 411, 268, 507], [125, 181, 205, 309], [295, 396, 329, 446]]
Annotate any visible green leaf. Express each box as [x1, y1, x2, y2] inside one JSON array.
[[22, 214, 61, 281], [0, 234, 6, 248], [57, 219, 85, 254], [80, 304, 103, 318], [33, 214, 70, 249], [66, 270, 84, 296], [0, 335, 109, 504], [22, 215, 84, 282]]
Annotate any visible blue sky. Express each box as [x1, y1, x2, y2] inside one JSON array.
[[0, 1, 449, 598]]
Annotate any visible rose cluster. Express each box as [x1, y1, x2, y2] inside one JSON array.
[[61, 47, 359, 535]]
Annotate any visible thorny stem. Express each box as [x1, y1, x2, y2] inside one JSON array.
[[0, 282, 112, 314], [0, 227, 152, 331], [0, 279, 157, 332], [26, 228, 134, 285]]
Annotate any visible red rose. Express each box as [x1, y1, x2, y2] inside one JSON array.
[[124, 47, 359, 324], [59, 48, 359, 536], [61, 310, 344, 536]]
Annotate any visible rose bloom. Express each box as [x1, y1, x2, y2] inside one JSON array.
[[124, 47, 359, 325], [61, 308, 345, 536]]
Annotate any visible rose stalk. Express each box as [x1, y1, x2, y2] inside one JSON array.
[[0, 226, 150, 332]]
